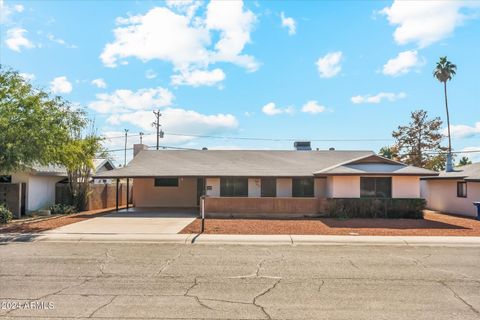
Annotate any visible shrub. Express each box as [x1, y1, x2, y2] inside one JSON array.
[[50, 204, 77, 215], [325, 198, 425, 219], [0, 205, 13, 224]]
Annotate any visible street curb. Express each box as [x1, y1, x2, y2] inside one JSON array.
[[2, 233, 480, 246]]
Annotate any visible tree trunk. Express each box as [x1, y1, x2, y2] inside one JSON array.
[[444, 81, 452, 153]]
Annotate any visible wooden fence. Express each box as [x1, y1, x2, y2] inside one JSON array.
[[56, 183, 132, 211]]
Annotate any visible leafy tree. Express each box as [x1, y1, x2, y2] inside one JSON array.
[[379, 146, 398, 160], [392, 110, 447, 171], [458, 156, 472, 166], [433, 57, 456, 154], [60, 133, 106, 210], [0, 66, 85, 173]]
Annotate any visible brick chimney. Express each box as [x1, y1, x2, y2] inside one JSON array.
[[133, 144, 148, 157]]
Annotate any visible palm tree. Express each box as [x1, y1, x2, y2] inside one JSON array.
[[433, 57, 457, 159]]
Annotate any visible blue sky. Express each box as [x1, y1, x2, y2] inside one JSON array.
[[1, 0, 479, 164]]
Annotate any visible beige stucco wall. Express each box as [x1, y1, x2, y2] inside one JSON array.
[[11, 173, 63, 212], [392, 176, 420, 198], [325, 175, 422, 199], [421, 180, 479, 217], [248, 178, 261, 197], [276, 178, 292, 197], [206, 178, 220, 197], [133, 177, 197, 207], [326, 176, 361, 198], [314, 178, 327, 198]]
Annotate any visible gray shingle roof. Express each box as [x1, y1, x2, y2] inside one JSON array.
[[94, 150, 437, 178], [422, 162, 480, 181]]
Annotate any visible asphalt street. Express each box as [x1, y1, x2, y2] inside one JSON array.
[[0, 241, 479, 319]]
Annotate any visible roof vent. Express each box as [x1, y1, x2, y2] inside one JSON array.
[[294, 141, 311, 151], [329, 147, 335, 151]]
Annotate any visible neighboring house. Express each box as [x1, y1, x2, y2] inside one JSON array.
[[94, 143, 437, 217], [421, 162, 480, 218], [0, 159, 115, 215]]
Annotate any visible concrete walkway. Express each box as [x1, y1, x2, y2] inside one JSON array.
[[43, 208, 197, 235], [3, 232, 479, 246]]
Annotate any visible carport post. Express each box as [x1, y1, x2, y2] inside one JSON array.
[[201, 195, 205, 233], [126, 178, 130, 210], [115, 178, 119, 211]]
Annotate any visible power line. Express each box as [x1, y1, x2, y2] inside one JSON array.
[[103, 131, 394, 142]]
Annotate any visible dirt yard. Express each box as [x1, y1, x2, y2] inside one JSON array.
[[180, 210, 480, 236], [0, 206, 124, 233]]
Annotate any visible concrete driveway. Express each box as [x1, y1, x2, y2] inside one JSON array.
[[45, 208, 197, 235]]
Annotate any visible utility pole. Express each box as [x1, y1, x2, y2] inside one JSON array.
[[124, 129, 129, 166], [139, 132, 144, 144], [152, 110, 164, 150]]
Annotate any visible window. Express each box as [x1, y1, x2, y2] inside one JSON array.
[[261, 178, 276, 197], [360, 177, 392, 198], [0, 175, 12, 183], [292, 178, 314, 197], [220, 177, 248, 197], [457, 182, 467, 198], [154, 178, 179, 187]]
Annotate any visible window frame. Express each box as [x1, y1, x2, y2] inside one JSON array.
[[261, 178, 277, 197], [360, 177, 392, 198], [292, 177, 314, 198], [457, 181, 467, 198], [154, 177, 179, 187], [220, 177, 248, 197]]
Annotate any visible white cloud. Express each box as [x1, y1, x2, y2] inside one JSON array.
[[171, 68, 225, 87], [0, 0, 24, 24], [91, 78, 107, 88], [380, 1, 480, 48], [5, 28, 35, 52], [50, 76, 72, 94], [145, 69, 158, 79], [301, 100, 326, 114], [100, 1, 257, 87], [89, 87, 174, 113], [205, 0, 258, 71], [280, 12, 296, 35], [261, 102, 294, 116], [316, 51, 342, 78], [446, 122, 480, 139], [46, 33, 77, 48], [105, 108, 238, 144], [351, 92, 406, 104], [19, 73, 35, 81], [382, 50, 422, 77]]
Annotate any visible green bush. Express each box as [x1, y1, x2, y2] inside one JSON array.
[[50, 204, 77, 215], [325, 198, 425, 219], [0, 205, 13, 224]]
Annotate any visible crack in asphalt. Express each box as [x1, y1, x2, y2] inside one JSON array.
[[439, 281, 479, 315], [99, 248, 112, 276], [347, 259, 360, 270], [88, 295, 117, 318], [184, 277, 214, 311], [253, 279, 281, 319], [157, 253, 181, 276], [318, 280, 325, 292]]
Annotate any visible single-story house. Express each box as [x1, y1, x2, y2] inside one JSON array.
[[421, 162, 480, 218], [94, 143, 437, 217], [0, 159, 115, 215]]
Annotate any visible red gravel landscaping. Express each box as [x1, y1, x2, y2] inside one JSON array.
[[0, 206, 124, 233], [180, 210, 480, 236]]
